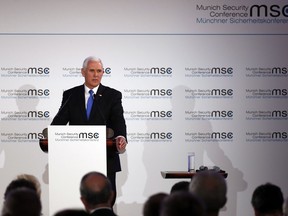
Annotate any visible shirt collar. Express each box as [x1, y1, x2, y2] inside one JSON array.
[[84, 84, 99, 95], [90, 207, 112, 214]]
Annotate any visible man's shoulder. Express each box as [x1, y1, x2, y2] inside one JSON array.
[[100, 84, 121, 95], [63, 85, 83, 95], [65, 85, 83, 92]]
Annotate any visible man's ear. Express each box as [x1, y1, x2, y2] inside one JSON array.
[[108, 191, 115, 207], [80, 196, 89, 210], [81, 68, 85, 77]]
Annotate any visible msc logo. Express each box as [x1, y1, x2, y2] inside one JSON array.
[[211, 132, 233, 139], [150, 111, 172, 118], [150, 67, 172, 75], [271, 89, 287, 96], [271, 132, 287, 139], [79, 132, 99, 139], [150, 89, 172, 96], [27, 111, 50, 118], [150, 132, 172, 139], [210, 67, 233, 75], [28, 132, 45, 140], [27, 67, 50, 74], [271, 110, 287, 118], [27, 89, 50, 96], [271, 67, 288, 75], [211, 89, 233, 96], [104, 67, 111, 74], [249, 5, 288, 17], [211, 110, 233, 118]]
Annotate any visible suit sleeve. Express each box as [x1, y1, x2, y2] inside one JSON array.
[[107, 91, 127, 140]]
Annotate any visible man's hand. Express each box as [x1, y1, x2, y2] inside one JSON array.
[[115, 136, 127, 154]]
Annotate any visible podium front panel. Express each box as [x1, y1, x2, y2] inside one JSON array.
[[48, 125, 106, 215]]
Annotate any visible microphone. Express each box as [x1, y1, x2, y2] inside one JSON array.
[[51, 92, 73, 125], [40, 92, 73, 152]]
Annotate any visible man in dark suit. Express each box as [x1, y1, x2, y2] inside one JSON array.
[[80, 171, 117, 216], [51, 56, 127, 206]]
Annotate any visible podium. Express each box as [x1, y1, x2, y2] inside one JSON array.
[[48, 125, 106, 215]]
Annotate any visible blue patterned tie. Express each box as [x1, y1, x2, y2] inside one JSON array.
[[86, 90, 94, 119]]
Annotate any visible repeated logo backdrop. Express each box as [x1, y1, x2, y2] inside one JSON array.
[[0, 1, 288, 216]]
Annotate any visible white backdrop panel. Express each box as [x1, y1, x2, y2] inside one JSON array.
[[0, 0, 288, 216]]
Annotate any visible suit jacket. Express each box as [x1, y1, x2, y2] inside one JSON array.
[[90, 208, 117, 216], [51, 84, 127, 173]]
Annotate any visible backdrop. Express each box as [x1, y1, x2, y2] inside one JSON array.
[[0, 1, 287, 215]]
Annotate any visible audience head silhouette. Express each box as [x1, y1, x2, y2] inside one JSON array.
[[189, 170, 227, 216], [143, 192, 168, 216], [170, 181, 189, 193], [251, 182, 284, 216], [54, 209, 89, 216], [79, 171, 114, 213], [1, 188, 42, 216], [160, 191, 205, 216], [16, 174, 41, 198], [4, 178, 38, 200]]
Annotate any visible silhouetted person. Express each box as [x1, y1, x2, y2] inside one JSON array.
[[54, 209, 89, 216], [143, 192, 168, 216], [4, 178, 37, 200], [80, 171, 116, 216], [170, 181, 189, 194], [160, 191, 205, 216], [1, 188, 42, 216], [16, 174, 41, 198], [251, 183, 284, 216], [189, 171, 227, 216]]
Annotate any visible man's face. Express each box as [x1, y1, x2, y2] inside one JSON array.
[[81, 60, 104, 89]]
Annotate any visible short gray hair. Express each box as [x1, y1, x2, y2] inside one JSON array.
[[82, 56, 103, 69]]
